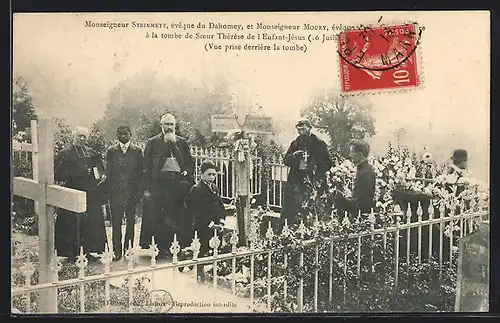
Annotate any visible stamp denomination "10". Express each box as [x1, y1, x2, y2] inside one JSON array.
[[337, 23, 423, 94]]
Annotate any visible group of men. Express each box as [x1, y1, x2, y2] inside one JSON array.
[[53, 113, 470, 263], [280, 119, 379, 225], [54, 114, 208, 262], [280, 119, 470, 225]]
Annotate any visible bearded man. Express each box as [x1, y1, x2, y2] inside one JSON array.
[[139, 114, 194, 258], [281, 119, 332, 227], [54, 126, 107, 262]]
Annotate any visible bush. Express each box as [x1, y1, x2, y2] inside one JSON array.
[[205, 217, 457, 313]]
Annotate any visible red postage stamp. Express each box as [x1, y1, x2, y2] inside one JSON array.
[[337, 23, 422, 94]]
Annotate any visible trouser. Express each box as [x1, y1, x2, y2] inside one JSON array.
[[110, 201, 137, 257], [195, 227, 221, 277], [156, 172, 185, 254]]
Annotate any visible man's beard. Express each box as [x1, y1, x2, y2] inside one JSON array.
[[163, 131, 177, 143], [73, 140, 86, 147]]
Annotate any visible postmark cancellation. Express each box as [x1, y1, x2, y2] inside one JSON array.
[[337, 22, 424, 95]]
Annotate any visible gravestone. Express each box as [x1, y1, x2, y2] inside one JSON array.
[[455, 220, 489, 312]]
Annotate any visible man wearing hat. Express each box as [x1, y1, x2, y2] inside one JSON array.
[[448, 149, 468, 176], [105, 126, 144, 261], [139, 114, 195, 258], [281, 119, 332, 227]]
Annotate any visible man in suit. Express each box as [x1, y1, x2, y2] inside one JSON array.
[[139, 113, 195, 258], [337, 139, 376, 217], [186, 161, 226, 280], [105, 126, 144, 261], [281, 119, 332, 227]]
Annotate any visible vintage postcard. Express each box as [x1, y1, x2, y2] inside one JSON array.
[[11, 11, 490, 314]]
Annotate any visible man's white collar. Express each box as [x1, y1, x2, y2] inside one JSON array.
[[119, 141, 130, 150]]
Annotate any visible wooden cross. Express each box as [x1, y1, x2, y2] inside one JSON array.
[[210, 106, 273, 246], [12, 118, 87, 313]]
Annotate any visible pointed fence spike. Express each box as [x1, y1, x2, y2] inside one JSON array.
[[190, 231, 201, 260]]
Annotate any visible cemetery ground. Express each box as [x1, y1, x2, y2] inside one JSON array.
[[12, 214, 263, 314]]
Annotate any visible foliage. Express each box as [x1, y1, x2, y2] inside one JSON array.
[[301, 90, 376, 159], [86, 123, 110, 156], [202, 141, 488, 313], [205, 215, 460, 313], [12, 76, 38, 133], [96, 70, 233, 144]]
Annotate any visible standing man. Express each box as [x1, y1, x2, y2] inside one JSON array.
[[336, 139, 376, 217], [54, 126, 107, 262], [281, 119, 332, 227], [105, 126, 144, 261], [139, 114, 194, 258]]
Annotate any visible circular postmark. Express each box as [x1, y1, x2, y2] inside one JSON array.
[[142, 289, 174, 313], [337, 22, 424, 72], [337, 21, 425, 93]]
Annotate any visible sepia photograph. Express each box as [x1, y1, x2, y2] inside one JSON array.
[[11, 11, 490, 314]]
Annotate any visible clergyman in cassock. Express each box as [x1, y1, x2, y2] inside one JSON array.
[[281, 119, 332, 227], [105, 126, 144, 261], [139, 114, 194, 258], [335, 140, 376, 218], [54, 126, 107, 262]]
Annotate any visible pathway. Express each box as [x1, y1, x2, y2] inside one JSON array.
[[87, 217, 264, 313]]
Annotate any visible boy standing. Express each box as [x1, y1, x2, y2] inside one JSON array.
[[186, 161, 226, 280]]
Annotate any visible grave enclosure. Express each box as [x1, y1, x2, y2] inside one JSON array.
[[12, 117, 490, 314]]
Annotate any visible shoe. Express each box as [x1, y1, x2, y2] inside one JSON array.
[[65, 256, 77, 264], [87, 255, 99, 263]]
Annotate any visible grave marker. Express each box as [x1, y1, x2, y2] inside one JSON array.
[[455, 220, 489, 312], [211, 110, 273, 245]]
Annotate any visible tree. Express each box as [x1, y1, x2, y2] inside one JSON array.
[[12, 76, 37, 133], [87, 123, 109, 155], [301, 90, 376, 159], [96, 69, 233, 144]]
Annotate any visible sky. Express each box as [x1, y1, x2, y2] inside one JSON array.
[[13, 11, 490, 181]]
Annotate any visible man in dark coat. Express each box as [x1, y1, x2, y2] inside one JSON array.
[[139, 114, 195, 258], [336, 139, 376, 217], [186, 161, 226, 280], [105, 126, 144, 261], [281, 119, 332, 227], [54, 126, 107, 262]]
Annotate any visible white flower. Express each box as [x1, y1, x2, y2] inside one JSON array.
[[409, 166, 417, 178]]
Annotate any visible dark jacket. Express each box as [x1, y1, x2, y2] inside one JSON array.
[[283, 133, 332, 185], [54, 144, 107, 204], [105, 142, 144, 205], [186, 181, 226, 236], [142, 133, 195, 195], [351, 159, 376, 214]]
